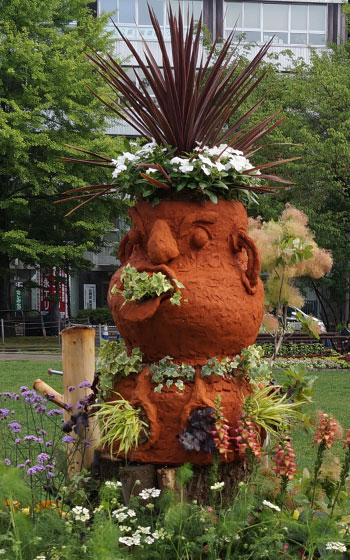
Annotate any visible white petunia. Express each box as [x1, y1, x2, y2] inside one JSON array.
[[145, 168, 158, 174], [201, 165, 211, 176], [170, 156, 184, 165], [179, 164, 194, 173]]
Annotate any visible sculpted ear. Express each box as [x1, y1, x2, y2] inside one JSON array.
[[230, 230, 261, 295]]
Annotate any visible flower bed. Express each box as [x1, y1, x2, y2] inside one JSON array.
[[274, 356, 350, 369]]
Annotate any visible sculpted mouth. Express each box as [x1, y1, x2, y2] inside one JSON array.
[[118, 263, 180, 323]]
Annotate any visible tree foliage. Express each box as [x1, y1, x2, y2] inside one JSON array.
[[0, 0, 127, 309]]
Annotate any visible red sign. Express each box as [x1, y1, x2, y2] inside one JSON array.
[[40, 268, 67, 316]]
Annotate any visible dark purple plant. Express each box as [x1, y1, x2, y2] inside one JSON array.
[[179, 407, 216, 453]]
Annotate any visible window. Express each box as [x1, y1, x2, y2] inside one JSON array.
[[98, 0, 203, 40], [224, 2, 327, 46]]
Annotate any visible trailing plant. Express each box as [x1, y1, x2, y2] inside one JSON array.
[[93, 395, 149, 458], [111, 264, 185, 307], [201, 356, 239, 378], [59, 5, 295, 213], [96, 339, 143, 398], [148, 356, 195, 393], [201, 346, 271, 380]]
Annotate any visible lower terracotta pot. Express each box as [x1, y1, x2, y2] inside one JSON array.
[[100, 368, 250, 466]]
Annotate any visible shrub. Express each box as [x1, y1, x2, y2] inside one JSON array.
[[72, 308, 114, 325]]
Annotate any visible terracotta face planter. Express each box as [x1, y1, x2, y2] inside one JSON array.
[[104, 199, 264, 465], [109, 199, 264, 364]]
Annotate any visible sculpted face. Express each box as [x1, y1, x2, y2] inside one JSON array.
[[109, 200, 264, 363]]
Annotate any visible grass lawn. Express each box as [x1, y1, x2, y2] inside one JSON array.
[[1, 336, 61, 348], [1, 362, 350, 472]]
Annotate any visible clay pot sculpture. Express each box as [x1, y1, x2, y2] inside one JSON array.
[[109, 199, 264, 364], [105, 199, 264, 465]]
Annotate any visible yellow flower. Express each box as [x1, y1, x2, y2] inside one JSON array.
[[292, 509, 300, 520], [21, 507, 30, 515]]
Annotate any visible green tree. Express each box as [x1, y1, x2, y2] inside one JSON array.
[[227, 41, 350, 325], [0, 0, 127, 311]]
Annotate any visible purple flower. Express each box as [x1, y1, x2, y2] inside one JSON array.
[[17, 464, 25, 469], [37, 428, 47, 436], [37, 453, 50, 464], [83, 439, 91, 448], [7, 421, 21, 434], [27, 465, 45, 476], [0, 409, 10, 418], [25, 459, 31, 465], [47, 409, 63, 417], [78, 381, 91, 389], [62, 435, 76, 444], [46, 472, 55, 479], [15, 438, 21, 445], [20, 386, 28, 392], [45, 441, 53, 448], [23, 435, 43, 443], [68, 386, 76, 392], [4, 458, 11, 466], [65, 404, 72, 411]]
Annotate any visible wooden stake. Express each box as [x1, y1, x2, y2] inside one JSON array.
[[33, 379, 66, 409], [62, 326, 100, 476]]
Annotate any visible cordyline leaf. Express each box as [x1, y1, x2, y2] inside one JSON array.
[[137, 163, 172, 184], [59, 3, 294, 211], [140, 173, 171, 190], [242, 157, 302, 174]]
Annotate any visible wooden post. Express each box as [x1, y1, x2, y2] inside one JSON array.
[[62, 326, 99, 476]]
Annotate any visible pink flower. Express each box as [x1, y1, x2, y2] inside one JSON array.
[[233, 417, 262, 460], [272, 435, 297, 480], [314, 413, 340, 449]]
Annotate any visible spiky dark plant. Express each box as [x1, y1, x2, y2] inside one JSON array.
[[58, 4, 297, 213]]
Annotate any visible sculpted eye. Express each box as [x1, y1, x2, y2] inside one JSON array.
[[191, 227, 210, 249]]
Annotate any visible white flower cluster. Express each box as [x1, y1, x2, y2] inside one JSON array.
[[112, 506, 136, 522], [111, 141, 257, 181], [325, 542, 347, 552], [104, 480, 122, 489], [262, 500, 281, 512], [210, 481, 225, 491], [119, 525, 167, 547], [138, 487, 162, 500], [111, 140, 158, 179], [71, 505, 90, 522]]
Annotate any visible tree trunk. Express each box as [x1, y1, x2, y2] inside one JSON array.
[[0, 252, 11, 310]]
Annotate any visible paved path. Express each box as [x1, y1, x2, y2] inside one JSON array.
[[0, 352, 62, 361]]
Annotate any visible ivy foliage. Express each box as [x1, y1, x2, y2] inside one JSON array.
[[96, 340, 143, 398], [148, 357, 195, 393], [112, 264, 185, 306]]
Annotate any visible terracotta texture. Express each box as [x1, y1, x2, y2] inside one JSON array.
[[108, 367, 250, 465], [102, 200, 265, 465], [109, 199, 264, 364]]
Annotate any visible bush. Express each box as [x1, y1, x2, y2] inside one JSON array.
[[72, 308, 114, 325]]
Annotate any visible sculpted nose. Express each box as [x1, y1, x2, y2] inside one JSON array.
[[147, 219, 179, 264]]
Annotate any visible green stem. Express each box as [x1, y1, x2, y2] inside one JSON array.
[[330, 446, 350, 518], [310, 442, 325, 509]]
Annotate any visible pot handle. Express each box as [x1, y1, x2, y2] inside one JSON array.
[[231, 231, 261, 295]]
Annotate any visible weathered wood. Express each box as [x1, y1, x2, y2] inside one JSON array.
[[119, 464, 157, 504], [62, 325, 99, 475], [33, 379, 66, 409]]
